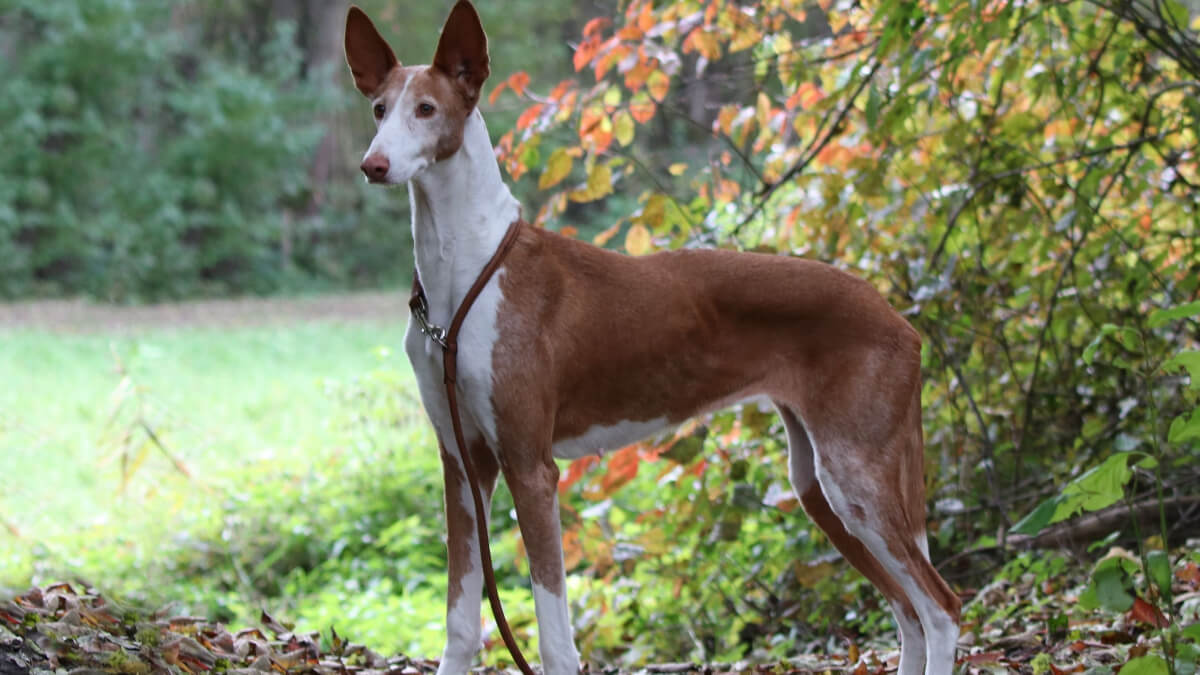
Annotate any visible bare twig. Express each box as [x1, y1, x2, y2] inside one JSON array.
[[733, 56, 884, 234]]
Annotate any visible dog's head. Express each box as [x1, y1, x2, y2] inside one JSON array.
[[345, 1, 490, 185]]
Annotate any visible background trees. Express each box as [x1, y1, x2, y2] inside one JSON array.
[[0, 0, 580, 299]]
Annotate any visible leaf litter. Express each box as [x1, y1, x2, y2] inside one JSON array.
[[2, 558, 1197, 675]]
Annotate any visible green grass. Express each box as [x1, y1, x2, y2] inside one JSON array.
[[0, 320, 410, 538], [0, 314, 529, 659], [0, 313, 539, 660]]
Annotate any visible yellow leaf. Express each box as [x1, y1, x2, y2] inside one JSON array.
[[647, 70, 670, 102], [756, 91, 771, 129], [589, 163, 613, 197], [773, 33, 792, 56], [639, 193, 666, 229], [716, 105, 738, 135], [614, 111, 635, 147], [625, 224, 652, 255], [729, 26, 762, 53], [539, 148, 574, 190], [569, 163, 614, 202], [668, 163, 687, 176]]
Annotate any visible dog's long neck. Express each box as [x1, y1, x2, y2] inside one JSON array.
[[409, 109, 520, 328]]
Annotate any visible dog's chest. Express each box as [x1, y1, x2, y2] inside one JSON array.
[[404, 275, 507, 446]]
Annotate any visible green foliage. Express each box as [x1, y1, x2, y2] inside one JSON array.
[[1079, 555, 1137, 613], [0, 0, 605, 300], [2, 330, 531, 659], [0, 0, 343, 299], [1121, 655, 1170, 675]]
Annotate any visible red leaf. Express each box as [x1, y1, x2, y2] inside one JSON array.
[[629, 99, 656, 124], [600, 445, 642, 494], [574, 37, 600, 72], [487, 81, 507, 105], [582, 17, 610, 38], [508, 71, 531, 97], [516, 104, 544, 132], [624, 58, 654, 92], [559, 455, 600, 494], [1177, 561, 1200, 587], [617, 25, 643, 40], [637, 1, 655, 32], [488, 71, 530, 106], [1128, 596, 1170, 627], [548, 80, 573, 103]]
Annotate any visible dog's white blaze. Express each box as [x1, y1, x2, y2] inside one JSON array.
[[406, 321, 451, 441], [551, 416, 672, 460], [531, 580, 580, 675], [789, 419, 927, 674], [398, 103, 525, 672], [405, 109, 519, 448], [364, 76, 436, 184], [456, 269, 505, 447], [438, 551, 483, 674]]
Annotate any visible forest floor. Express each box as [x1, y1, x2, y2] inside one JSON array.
[[3, 556, 1197, 673]]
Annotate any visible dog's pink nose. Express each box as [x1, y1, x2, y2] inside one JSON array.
[[360, 154, 389, 182]]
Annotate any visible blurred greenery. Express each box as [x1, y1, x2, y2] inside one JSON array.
[[0, 0, 584, 301]]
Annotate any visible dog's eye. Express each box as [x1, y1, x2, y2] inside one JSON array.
[[417, 102, 436, 117], [373, 103, 385, 120]]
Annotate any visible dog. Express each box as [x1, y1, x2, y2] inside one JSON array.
[[344, 3, 960, 674]]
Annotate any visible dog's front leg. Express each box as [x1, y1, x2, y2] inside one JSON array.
[[437, 439, 499, 675], [502, 455, 581, 675]]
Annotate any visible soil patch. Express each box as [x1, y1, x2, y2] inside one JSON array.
[[0, 291, 407, 333]]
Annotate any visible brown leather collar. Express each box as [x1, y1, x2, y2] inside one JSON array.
[[408, 219, 534, 675]]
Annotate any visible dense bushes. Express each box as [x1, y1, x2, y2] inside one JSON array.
[[498, 0, 1200, 548]]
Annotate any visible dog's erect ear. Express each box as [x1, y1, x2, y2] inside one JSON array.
[[432, 0, 490, 107], [345, 6, 399, 97]]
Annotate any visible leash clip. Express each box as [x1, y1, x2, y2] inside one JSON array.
[[411, 292, 449, 349]]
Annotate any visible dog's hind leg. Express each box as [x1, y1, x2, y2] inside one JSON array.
[[783, 392, 960, 675], [778, 405, 929, 675]]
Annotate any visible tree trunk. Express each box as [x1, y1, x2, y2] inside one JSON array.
[[304, 0, 349, 220]]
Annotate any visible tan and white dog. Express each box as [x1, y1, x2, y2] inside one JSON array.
[[344, 3, 960, 674]]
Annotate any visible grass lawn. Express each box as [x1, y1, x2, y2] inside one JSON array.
[[0, 313, 413, 566]]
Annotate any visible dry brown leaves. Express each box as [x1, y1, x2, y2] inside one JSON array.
[[0, 583, 440, 674]]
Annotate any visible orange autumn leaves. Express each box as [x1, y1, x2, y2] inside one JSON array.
[[489, 0, 879, 253]]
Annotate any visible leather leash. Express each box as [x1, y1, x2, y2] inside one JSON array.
[[409, 219, 535, 675]]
